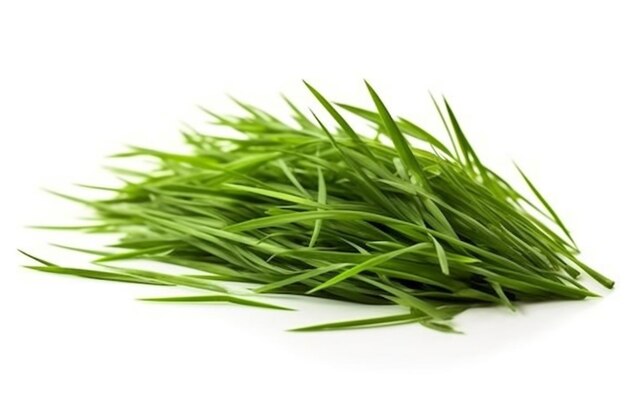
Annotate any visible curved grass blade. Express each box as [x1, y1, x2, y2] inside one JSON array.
[[431, 237, 450, 275], [309, 164, 327, 247], [515, 163, 577, 248], [365, 81, 429, 188], [335, 102, 453, 157], [255, 263, 350, 294], [289, 312, 421, 332], [25, 265, 168, 286], [18, 249, 57, 267], [139, 294, 294, 311], [307, 243, 431, 294]]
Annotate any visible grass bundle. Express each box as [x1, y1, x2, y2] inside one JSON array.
[[22, 82, 614, 332]]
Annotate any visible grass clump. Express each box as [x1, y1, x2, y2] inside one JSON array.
[[21, 82, 614, 332]]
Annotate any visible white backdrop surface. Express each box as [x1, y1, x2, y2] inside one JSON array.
[[1, 1, 624, 416]]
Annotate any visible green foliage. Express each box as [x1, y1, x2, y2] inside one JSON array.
[[21, 82, 613, 332]]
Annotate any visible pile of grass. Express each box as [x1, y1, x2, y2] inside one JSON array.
[[21, 82, 614, 332]]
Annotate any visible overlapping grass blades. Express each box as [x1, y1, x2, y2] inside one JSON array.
[[22, 82, 614, 332]]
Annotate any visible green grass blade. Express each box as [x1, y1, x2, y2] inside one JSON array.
[[289, 312, 420, 332], [18, 250, 57, 266], [309, 165, 327, 247], [431, 237, 450, 275], [365, 81, 429, 188], [307, 243, 431, 294], [515, 163, 577, 248], [25, 265, 168, 286], [139, 295, 294, 311]]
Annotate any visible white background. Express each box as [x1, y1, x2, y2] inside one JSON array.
[[1, 1, 625, 416]]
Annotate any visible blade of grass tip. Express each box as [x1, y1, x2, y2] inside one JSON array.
[[104, 165, 152, 178], [423, 198, 459, 240], [289, 312, 420, 332], [443, 97, 489, 181], [484, 271, 596, 299], [334, 102, 453, 157], [111, 266, 229, 293], [276, 159, 311, 198], [364, 81, 429, 189], [25, 265, 168, 286], [489, 281, 516, 311], [94, 245, 175, 263], [441, 96, 472, 165], [307, 242, 432, 294], [374, 284, 448, 320], [397, 117, 454, 157], [18, 249, 57, 266], [74, 183, 120, 192], [308, 111, 404, 219], [50, 243, 112, 257], [281, 94, 317, 130], [228, 95, 272, 121], [569, 257, 615, 289], [138, 295, 294, 311], [197, 105, 232, 124], [431, 237, 450, 275], [429, 91, 461, 161], [418, 319, 462, 334], [28, 224, 108, 231], [515, 163, 577, 248], [303, 81, 383, 166], [42, 189, 127, 217], [309, 164, 327, 247], [42, 188, 93, 206]]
